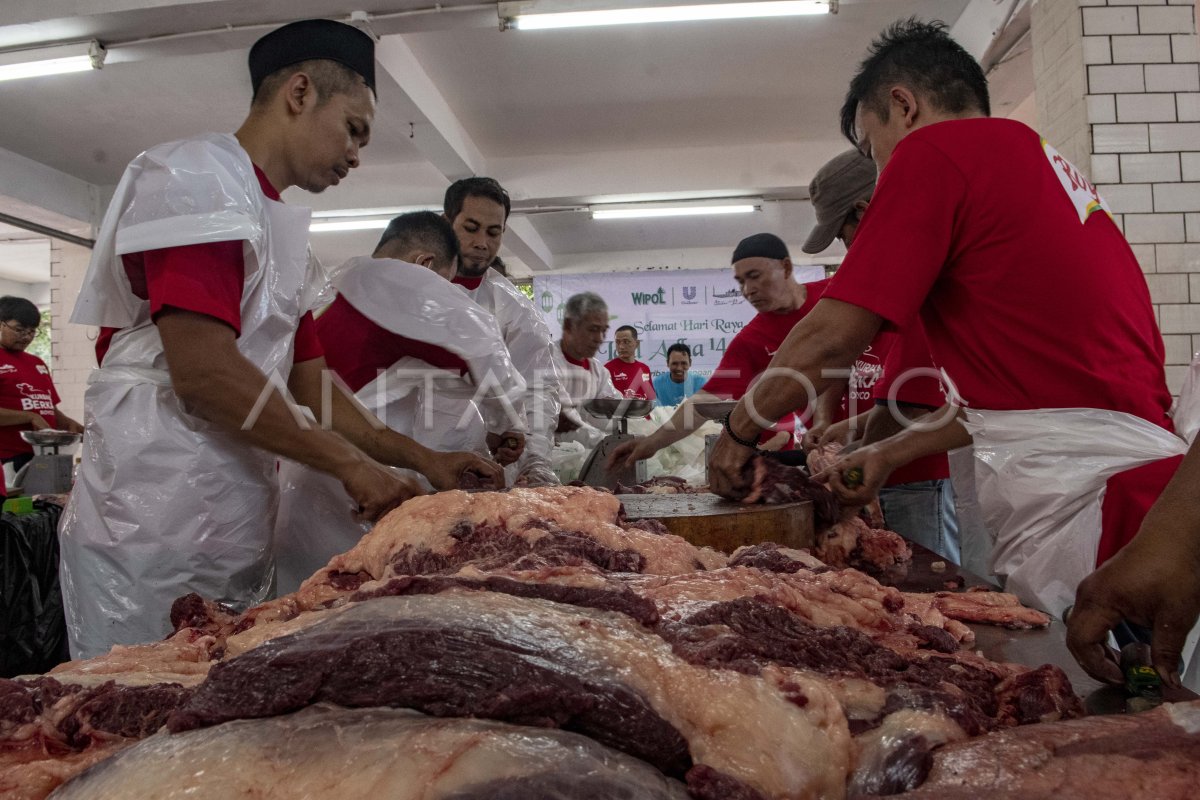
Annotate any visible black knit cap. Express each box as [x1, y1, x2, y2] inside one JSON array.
[[249, 19, 376, 97], [731, 232, 790, 263]]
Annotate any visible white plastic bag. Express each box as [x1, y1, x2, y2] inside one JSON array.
[[962, 407, 1188, 617], [1174, 352, 1200, 445]]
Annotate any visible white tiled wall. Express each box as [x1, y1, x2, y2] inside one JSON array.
[[1036, 0, 1200, 393], [49, 240, 96, 423]]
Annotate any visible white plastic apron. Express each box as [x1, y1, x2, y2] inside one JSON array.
[[59, 146, 315, 658], [459, 270, 563, 482], [1175, 353, 1200, 445], [963, 407, 1187, 615], [274, 259, 524, 594]]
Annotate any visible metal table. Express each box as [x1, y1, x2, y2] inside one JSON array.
[[888, 541, 1105, 698]]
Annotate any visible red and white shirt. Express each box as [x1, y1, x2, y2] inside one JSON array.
[[871, 320, 950, 486], [704, 278, 834, 447], [604, 358, 655, 401], [316, 294, 468, 393], [96, 165, 323, 367], [0, 349, 59, 458], [824, 118, 1172, 429]]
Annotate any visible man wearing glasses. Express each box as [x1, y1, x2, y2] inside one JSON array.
[[0, 296, 82, 477]]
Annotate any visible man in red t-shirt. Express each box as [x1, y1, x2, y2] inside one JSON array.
[[0, 297, 82, 476], [609, 233, 821, 470], [710, 21, 1182, 624], [61, 20, 500, 659], [797, 150, 960, 563], [605, 326, 654, 401]]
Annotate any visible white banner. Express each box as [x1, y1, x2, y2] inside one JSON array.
[[532, 267, 825, 380]]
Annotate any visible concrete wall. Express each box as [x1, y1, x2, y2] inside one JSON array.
[[49, 240, 95, 423]]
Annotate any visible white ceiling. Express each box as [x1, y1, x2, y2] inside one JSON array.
[[0, 0, 1033, 278]]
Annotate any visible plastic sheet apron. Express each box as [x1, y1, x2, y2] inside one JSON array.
[[60, 185, 313, 659], [275, 259, 525, 594], [458, 269, 563, 483], [275, 359, 497, 594]]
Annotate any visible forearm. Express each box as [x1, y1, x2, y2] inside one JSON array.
[[861, 401, 932, 446], [729, 300, 881, 439], [812, 383, 847, 429], [1138, 438, 1200, 545], [0, 408, 38, 426], [158, 311, 370, 478], [172, 352, 363, 476], [645, 390, 720, 449], [54, 409, 82, 429], [871, 405, 970, 469], [287, 359, 435, 473]]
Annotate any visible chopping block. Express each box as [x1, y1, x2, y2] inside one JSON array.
[[618, 492, 814, 554]]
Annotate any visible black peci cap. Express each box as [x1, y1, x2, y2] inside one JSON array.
[[249, 19, 376, 97], [731, 232, 790, 263]]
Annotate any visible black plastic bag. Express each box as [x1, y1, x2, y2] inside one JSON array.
[[1, 500, 68, 677]]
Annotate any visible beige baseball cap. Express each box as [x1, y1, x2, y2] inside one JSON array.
[[801, 149, 877, 254]]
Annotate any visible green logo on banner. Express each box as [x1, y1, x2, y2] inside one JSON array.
[[540, 291, 554, 313], [631, 287, 667, 306]]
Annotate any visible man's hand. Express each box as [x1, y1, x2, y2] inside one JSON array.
[[422, 450, 505, 491], [61, 419, 85, 435], [813, 443, 894, 509], [707, 432, 756, 500], [337, 458, 425, 522], [606, 436, 661, 471], [514, 463, 560, 487], [800, 422, 829, 452], [486, 431, 526, 466], [556, 411, 581, 434], [1067, 521, 1200, 688], [27, 413, 50, 431]]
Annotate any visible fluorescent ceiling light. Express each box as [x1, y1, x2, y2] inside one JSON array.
[[508, 1, 829, 31], [310, 205, 441, 233], [310, 219, 392, 233], [0, 41, 106, 83], [592, 204, 758, 220], [311, 205, 436, 219]]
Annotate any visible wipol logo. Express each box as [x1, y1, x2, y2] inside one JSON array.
[[631, 287, 667, 306], [540, 291, 554, 313]]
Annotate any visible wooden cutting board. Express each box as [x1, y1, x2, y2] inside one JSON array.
[[618, 492, 814, 554]]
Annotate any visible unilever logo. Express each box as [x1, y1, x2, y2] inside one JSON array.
[[540, 291, 554, 313], [681, 286, 698, 304]]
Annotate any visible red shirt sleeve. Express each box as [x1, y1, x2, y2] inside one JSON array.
[[823, 138, 966, 329], [293, 312, 323, 363], [702, 335, 757, 399], [122, 240, 245, 333], [317, 295, 469, 393]]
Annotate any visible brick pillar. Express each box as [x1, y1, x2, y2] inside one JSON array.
[[49, 240, 96, 423], [1033, 0, 1200, 394]]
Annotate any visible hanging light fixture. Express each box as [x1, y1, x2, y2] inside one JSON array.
[[0, 41, 106, 83]]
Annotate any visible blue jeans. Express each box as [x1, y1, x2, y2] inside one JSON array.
[[879, 479, 961, 564]]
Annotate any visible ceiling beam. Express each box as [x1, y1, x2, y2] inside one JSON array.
[[0, 145, 99, 230], [950, 0, 1025, 62], [0, 0, 227, 28], [374, 31, 553, 271], [501, 215, 555, 273]]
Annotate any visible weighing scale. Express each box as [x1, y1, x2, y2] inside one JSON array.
[[575, 398, 654, 490], [12, 430, 81, 495]]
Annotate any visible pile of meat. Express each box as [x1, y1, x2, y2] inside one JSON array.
[[2, 486, 1196, 799]]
